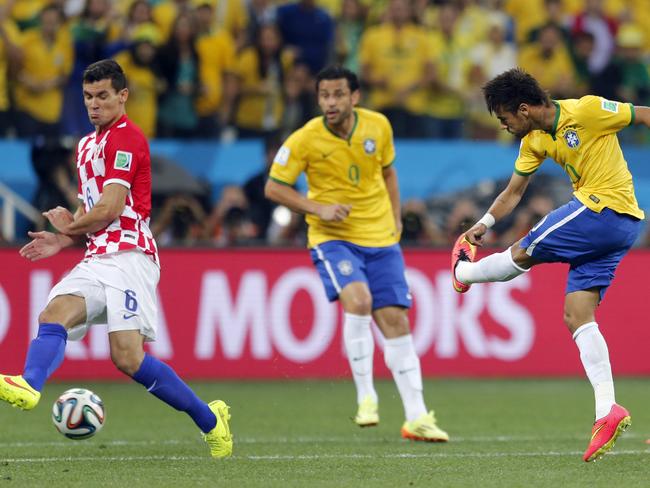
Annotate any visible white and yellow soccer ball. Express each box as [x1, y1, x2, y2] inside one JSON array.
[[52, 388, 105, 440]]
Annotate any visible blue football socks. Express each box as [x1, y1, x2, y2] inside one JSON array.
[[133, 353, 217, 433], [23, 323, 68, 391]]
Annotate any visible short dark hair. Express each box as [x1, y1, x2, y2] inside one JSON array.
[[482, 68, 550, 115], [315, 65, 360, 92], [82, 59, 127, 92]]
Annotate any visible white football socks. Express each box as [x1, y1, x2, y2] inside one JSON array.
[[384, 334, 427, 421], [455, 247, 528, 284], [573, 322, 615, 420], [343, 313, 377, 404]]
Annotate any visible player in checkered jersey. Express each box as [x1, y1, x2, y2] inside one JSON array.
[[0, 60, 232, 458]]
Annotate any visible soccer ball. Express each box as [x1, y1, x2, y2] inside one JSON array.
[[52, 388, 105, 440]]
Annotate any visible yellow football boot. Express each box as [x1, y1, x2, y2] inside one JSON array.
[[203, 400, 233, 458], [0, 375, 40, 410]]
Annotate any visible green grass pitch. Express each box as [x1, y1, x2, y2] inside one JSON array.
[[1, 378, 649, 487]]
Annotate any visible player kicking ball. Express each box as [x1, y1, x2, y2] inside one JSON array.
[[0, 60, 232, 458], [451, 68, 650, 462], [266, 65, 448, 442]]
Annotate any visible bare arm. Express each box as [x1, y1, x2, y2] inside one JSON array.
[[382, 165, 402, 236], [45, 184, 128, 235], [264, 179, 351, 222], [633, 106, 650, 128], [465, 172, 531, 246]]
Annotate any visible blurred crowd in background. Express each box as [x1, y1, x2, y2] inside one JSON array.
[[1, 0, 649, 248]]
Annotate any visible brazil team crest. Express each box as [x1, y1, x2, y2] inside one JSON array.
[[337, 260, 353, 276], [363, 138, 376, 155], [564, 130, 580, 149]]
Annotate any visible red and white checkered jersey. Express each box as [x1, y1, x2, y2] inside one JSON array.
[[76, 114, 159, 264]]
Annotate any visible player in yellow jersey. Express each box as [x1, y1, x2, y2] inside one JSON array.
[[265, 65, 448, 442], [451, 68, 650, 462]]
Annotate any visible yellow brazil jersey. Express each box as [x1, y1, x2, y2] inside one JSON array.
[[114, 50, 158, 138], [0, 20, 21, 112], [515, 96, 643, 219], [14, 27, 73, 123], [358, 23, 434, 114], [270, 108, 398, 248], [195, 29, 236, 116]]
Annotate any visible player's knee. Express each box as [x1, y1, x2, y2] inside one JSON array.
[[562, 308, 582, 333], [111, 350, 142, 376], [344, 296, 372, 315]]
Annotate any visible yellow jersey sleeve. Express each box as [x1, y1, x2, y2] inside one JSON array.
[[575, 95, 634, 135], [514, 136, 544, 176], [269, 129, 307, 185]]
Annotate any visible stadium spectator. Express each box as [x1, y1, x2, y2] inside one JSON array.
[[452, 67, 650, 462], [244, 0, 278, 48], [526, 0, 572, 46], [466, 13, 517, 140], [211, 0, 249, 49], [118, 0, 155, 42], [571, 30, 621, 101], [280, 62, 315, 139], [62, 0, 124, 136], [152, 0, 194, 42], [359, 0, 435, 138], [519, 23, 577, 99], [14, 4, 73, 139], [113, 25, 161, 138], [569, 0, 618, 76], [334, 0, 366, 74], [4, 58, 233, 459], [427, 2, 470, 139], [156, 12, 201, 138], [400, 198, 445, 246], [193, 1, 237, 138], [276, 0, 335, 77], [265, 65, 449, 442], [234, 22, 293, 139], [0, 3, 21, 137], [150, 194, 208, 246], [206, 185, 254, 245]]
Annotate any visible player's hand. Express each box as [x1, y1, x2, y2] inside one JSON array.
[[317, 204, 352, 222], [465, 223, 488, 247], [43, 206, 74, 234], [19, 231, 63, 261]]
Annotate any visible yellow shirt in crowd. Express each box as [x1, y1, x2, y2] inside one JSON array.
[[234, 48, 293, 131], [14, 27, 73, 123], [270, 108, 399, 248], [515, 96, 643, 219], [114, 50, 158, 138], [0, 20, 21, 112], [195, 28, 237, 117], [358, 23, 434, 114]]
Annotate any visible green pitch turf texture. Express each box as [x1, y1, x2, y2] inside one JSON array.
[[1, 378, 648, 487]]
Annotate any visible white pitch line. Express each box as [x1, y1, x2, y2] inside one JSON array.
[[0, 432, 646, 449], [2, 450, 649, 464]]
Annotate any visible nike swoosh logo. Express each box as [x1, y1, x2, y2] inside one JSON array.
[[147, 379, 157, 392], [123, 313, 138, 320], [321, 151, 335, 159], [590, 422, 607, 441], [398, 368, 417, 375], [4, 377, 35, 394], [351, 355, 369, 362]]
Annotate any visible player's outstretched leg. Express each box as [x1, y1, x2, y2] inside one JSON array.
[[131, 353, 233, 458], [0, 323, 68, 410], [583, 404, 631, 462], [451, 234, 477, 293], [384, 334, 449, 442]]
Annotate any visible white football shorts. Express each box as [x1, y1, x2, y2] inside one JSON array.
[[47, 250, 160, 341]]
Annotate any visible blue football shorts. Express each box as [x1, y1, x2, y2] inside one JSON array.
[[520, 197, 641, 299], [310, 240, 412, 309]]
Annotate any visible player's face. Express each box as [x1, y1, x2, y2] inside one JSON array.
[[494, 105, 532, 138], [83, 79, 128, 130], [317, 79, 359, 127]]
